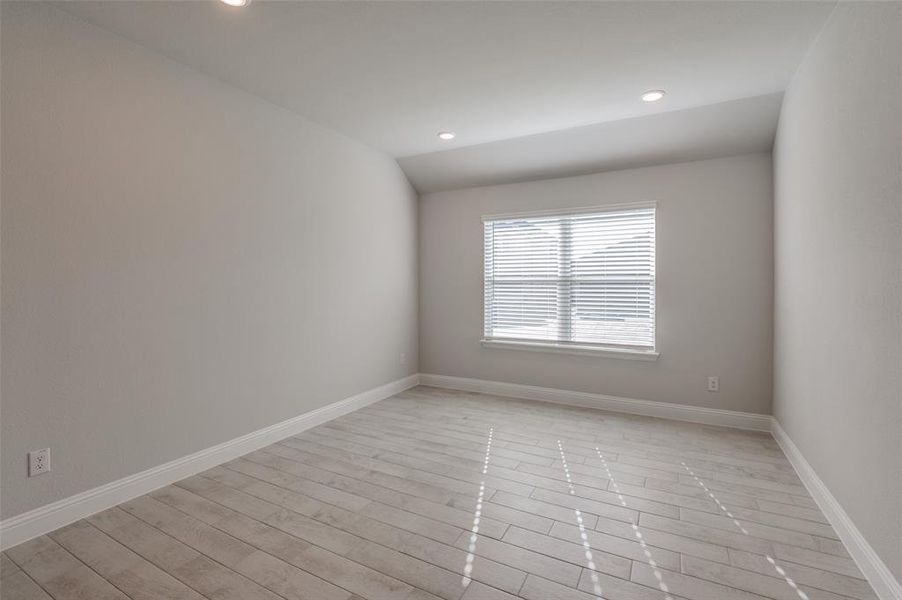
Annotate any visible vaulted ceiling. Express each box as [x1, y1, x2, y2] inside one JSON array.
[[57, 1, 835, 191]]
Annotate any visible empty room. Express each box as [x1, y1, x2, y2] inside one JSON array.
[[1, 1, 900, 599]]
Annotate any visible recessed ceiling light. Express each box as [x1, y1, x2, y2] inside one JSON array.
[[220, 0, 250, 7], [641, 90, 666, 102], [437, 131, 456, 140]]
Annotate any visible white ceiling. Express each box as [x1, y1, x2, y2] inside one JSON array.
[[400, 94, 782, 193], [56, 1, 833, 160]]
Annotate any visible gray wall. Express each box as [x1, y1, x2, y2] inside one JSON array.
[[0, 4, 418, 519], [773, 2, 902, 582], [420, 153, 774, 414]]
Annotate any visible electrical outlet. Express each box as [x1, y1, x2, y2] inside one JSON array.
[[400, 352, 407, 366], [707, 376, 720, 392], [29, 448, 51, 477]]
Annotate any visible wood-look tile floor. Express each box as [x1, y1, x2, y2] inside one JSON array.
[[1, 386, 878, 600]]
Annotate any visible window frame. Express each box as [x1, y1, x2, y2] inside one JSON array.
[[481, 202, 659, 360]]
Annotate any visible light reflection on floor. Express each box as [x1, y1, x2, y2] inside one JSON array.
[[557, 440, 604, 599], [461, 426, 494, 587], [680, 461, 811, 600], [458, 431, 811, 600], [595, 447, 674, 600]]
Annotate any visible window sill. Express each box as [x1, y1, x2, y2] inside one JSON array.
[[480, 339, 659, 361]]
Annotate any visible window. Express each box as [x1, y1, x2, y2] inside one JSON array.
[[483, 204, 656, 356]]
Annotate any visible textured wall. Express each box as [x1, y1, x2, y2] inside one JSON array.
[[1, 4, 418, 519], [773, 2, 902, 583], [420, 154, 774, 414]]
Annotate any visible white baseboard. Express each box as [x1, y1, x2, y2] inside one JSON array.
[[772, 419, 902, 600], [0, 374, 419, 551], [418, 373, 771, 432]]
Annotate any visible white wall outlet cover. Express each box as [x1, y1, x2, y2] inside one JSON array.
[[28, 448, 51, 477], [707, 376, 720, 392]]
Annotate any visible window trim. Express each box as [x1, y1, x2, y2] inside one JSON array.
[[482, 202, 657, 356], [480, 339, 660, 361], [480, 201, 656, 222]]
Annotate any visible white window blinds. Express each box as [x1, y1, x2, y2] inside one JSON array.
[[483, 204, 655, 350]]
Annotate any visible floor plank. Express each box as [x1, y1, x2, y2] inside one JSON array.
[[1, 386, 876, 600]]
